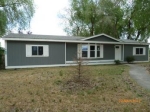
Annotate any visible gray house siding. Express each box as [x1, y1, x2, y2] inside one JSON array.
[[7, 41, 65, 66], [66, 43, 77, 61], [86, 35, 118, 42], [124, 45, 149, 61], [66, 43, 115, 61]]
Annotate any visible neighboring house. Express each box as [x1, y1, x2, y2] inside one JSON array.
[[2, 33, 149, 69]]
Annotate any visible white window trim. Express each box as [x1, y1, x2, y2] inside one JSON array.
[[133, 47, 146, 56], [26, 45, 49, 57], [79, 44, 104, 58]]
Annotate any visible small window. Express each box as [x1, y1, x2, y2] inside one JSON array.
[[26, 45, 49, 57], [32, 46, 38, 55], [136, 48, 143, 55], [38, 46, 43, 55], [97, 45, 100, 57], [82, 45, 88, 57], [133, 47, 145, 55], [116, 46, 119, 48], [90, 45, 95, 57], [32, 46, 43, 56]]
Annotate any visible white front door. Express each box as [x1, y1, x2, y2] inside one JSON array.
[[115, 45, 121, 60]]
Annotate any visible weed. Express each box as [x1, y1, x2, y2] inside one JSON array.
[[59, 70, 63, 76]]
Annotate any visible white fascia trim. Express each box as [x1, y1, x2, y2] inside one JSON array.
[[134, 61, 149, 62], [5, 64, 68, 69], [81, 33, 121, 42], [66, 60, 115, 64], [3, 38, 149, 45], [4, 40, 7, 67], [6, 62, 116, 69], [65, 42, 66, 64], [123, 44, 124, 61]]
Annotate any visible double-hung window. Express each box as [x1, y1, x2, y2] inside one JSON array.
[[97, 45, 101, 57], [133, 47, 145, 55], [90, 45, 95, 57], [32, 46, 43, 55], [82, 45, 88, 57], [26, 45, 49, 57]]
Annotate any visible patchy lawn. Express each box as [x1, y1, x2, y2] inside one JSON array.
[[0, 65, 150, 111]]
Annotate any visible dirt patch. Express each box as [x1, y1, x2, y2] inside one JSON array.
[[62, 75, 93, 92]]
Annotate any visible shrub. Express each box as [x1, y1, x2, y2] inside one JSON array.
[[114, 60, 121, 65], [126, 56, 135, 63], [0, 47, 4, 69]]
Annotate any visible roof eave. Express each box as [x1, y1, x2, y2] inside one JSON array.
[[2, 38, 149, 45]]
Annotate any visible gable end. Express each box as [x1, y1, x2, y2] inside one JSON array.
[[82, 34, 120, 42]]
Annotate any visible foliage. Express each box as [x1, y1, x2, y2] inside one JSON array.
[[0, 0, 35, 36], [126, 56, 135, 63], [60, 0, 150, 41], [114, 60, 121, 65]]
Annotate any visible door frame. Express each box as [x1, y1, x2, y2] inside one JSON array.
[[115, 45, 122, 61]]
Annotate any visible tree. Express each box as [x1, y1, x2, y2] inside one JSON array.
[[0, 0, 35, 36], [60, 0, 150, 41]]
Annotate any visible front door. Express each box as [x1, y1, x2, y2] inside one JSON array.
[[115, 45, 121, 60]]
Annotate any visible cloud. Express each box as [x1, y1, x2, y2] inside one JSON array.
[[30, 0, 69, 35]]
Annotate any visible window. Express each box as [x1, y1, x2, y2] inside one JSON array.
[[80, 44, 103, 58], [26, 45, 49, 57], [97, 45, 100, 57], [90, 45, 95, 57], [82, 45, 88, 57], [133, 47, 145, 55], [32, 46, 43, 55]]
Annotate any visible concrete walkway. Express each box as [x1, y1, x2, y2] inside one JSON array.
[[127, 64, 150, 90]]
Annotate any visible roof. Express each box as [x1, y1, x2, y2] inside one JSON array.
[[120, 39, 139, 43], [2, 33, 149, 45], [3, 33, 85, 40], [81, 33, 121, 42]]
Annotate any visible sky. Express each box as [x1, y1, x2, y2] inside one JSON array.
[[29, 0, 68, 35], [0, 0, 69, 47]]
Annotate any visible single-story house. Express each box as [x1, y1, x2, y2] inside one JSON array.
[[2, 33, 149, 69]]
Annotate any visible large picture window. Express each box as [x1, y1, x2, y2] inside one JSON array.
[[133, 47, 145, 55], [80, 44, 103, 58]]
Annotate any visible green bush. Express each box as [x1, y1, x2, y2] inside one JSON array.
[[0, 47, 4, 69], [126, 56, 135, 63], [114, 60, 121, 65]]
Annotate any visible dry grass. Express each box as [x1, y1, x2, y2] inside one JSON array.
[[0, 65, 150, 112]]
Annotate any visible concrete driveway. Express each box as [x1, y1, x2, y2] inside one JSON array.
[[127, 64, 150, 90]]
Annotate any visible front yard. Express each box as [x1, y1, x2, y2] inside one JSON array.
[[0, 65, 150, 111]]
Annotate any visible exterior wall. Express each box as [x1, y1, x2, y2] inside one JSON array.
[[86, 35, 118, 42], [66, 43, 77, 61], [124, 44, 149, 61], [66, 43, 115, 61], [7, 41, 65, 66]]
